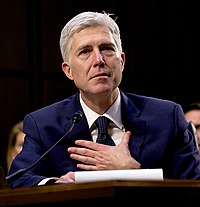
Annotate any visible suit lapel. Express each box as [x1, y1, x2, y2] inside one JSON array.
[[62, 93, 92, 144], [121, 91, 146, 159]]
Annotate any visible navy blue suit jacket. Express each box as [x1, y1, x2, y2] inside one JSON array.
[[8, 90, 200, 187]]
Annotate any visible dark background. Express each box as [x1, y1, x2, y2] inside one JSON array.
[[0, 0, 198, 174]]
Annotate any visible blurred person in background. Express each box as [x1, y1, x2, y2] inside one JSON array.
[[184, 102, 200, 152], [6, 121, 25, 173]]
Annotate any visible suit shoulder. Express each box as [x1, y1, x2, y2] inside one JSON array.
[[26, 93, 79, 117], [123, 92, 181, 109]]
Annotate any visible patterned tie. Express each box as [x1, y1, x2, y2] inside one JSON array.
[[95, 116, 115, 146]]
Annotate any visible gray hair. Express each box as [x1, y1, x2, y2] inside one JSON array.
[[60, 11, 122, 62]]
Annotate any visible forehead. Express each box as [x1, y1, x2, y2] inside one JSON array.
[[185, 110, 200, 121], [72, 26, 115, 46]]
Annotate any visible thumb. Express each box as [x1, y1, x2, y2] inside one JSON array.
[[120, 131, 131, 146]]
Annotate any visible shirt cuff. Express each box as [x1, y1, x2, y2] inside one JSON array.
[[38, 177, 58, 185]]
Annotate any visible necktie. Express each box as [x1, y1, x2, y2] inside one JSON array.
[[95, 116, 115, 146]]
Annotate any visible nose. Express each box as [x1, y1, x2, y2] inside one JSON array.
[[93, 49, 105, 68]]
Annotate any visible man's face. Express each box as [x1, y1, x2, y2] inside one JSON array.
[[62, 26, 125, 99]]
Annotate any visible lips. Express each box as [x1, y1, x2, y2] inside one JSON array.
[[92, 72, 110, 79]]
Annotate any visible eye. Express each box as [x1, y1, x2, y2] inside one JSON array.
[[101, 45, 115, 52], [79, 48, 91, 56], [195, 125, 200, 131], [101, 46, 115, 56]]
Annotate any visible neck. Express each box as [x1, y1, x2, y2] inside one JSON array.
[[80, 89, 119, 115]]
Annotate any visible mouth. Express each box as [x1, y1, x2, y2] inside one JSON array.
[[92, 72, 110, 79]]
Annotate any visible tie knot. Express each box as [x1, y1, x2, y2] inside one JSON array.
[[95, 116, 110, 135]]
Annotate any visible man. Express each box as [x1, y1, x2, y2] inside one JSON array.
[[8, 11, 200, 188], [184, 102, 200, 151]]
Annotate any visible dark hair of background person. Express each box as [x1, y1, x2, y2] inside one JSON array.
[[184, 102, 200, 114]]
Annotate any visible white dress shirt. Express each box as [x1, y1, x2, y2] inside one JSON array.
[[80, 88, 125, 145]]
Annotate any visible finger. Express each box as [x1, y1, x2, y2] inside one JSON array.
[[55, 172, 75, 183], [74, 139, 109, 150], [68, 146, 97, 157], [68, 171, 75, 180], [55, 178, 74, 184], [70, 153, 97, 164], [76, 164, 98, 171]]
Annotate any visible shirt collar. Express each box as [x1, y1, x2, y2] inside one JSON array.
[[80, 88, 123, 130]]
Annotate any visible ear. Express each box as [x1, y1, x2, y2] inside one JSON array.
[[121, 52, 125, 71], [62, 62, 74, 80]]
